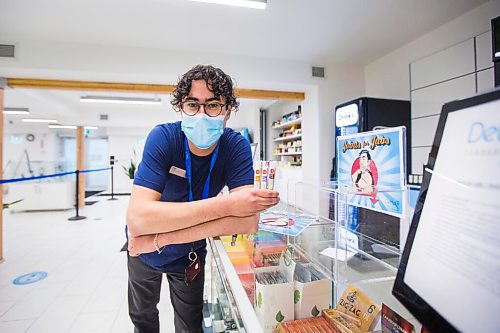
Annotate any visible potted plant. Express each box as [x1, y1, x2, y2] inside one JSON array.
[[123, 150, 137, 180]]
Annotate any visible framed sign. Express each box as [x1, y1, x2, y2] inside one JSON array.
[[337, 126, 406, 217]]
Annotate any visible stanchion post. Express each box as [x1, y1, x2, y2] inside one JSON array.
[[68, 170, 86, 221], [108, 165, 117, 201]]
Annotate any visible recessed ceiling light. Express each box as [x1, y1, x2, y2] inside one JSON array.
[[48, 124, 77, 129], [22, 118, 58, 123], [48, 125, 99, 130], [191, 0, 266, 10], [4, 107, 30, 115], [80, 96, 162, 105]]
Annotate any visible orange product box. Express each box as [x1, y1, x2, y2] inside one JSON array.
[[228, 251, 252, 266], [274, 316, 339, 333]]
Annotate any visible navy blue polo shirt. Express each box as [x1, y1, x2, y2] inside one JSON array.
[[130, 121, 254, 271]]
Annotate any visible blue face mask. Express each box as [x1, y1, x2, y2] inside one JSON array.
[[181, 114, 225, 149]]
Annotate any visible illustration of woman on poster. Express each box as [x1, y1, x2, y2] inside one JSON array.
[[351, 150, 378, 198]]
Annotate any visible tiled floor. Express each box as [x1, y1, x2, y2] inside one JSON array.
[[0, 195, 194, 333]]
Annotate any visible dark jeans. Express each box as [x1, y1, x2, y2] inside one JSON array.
[[127, 254, 205, 333]]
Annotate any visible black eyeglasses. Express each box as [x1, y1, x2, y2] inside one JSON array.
[[180, 101, 225, 117]]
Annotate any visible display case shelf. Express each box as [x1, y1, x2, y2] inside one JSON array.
[[274, 152, 302, 156], [273, 134, 302, 142], [272, 118, 302, 129], [208, 237, 264, 333], [207, 182, 419, 332]]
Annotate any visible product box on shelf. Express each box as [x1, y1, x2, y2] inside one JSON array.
[[219, 235, 256, 304], [322, 309, 362, 333], [247, 232, 287, 267], [322, 284, 381, 332], [274, 316, 337, 333], [254, 252, 295, 332], [293, 262, 332, 320]]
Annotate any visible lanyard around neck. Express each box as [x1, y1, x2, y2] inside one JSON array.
[[184, 136, 220, 202]]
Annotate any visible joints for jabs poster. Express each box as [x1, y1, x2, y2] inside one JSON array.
[[337, 127, 406, 217]]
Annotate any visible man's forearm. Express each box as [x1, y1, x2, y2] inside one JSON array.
[[127, 185, 278, 237], [157, 214, 259, 246], [127, 194, 232, 236]]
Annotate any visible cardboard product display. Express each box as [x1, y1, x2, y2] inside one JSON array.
[[254, 254, 295, 332], [293, 263, 332, 320]]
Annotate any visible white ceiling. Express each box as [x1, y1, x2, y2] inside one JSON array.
[[0, 0, 487, 64], [0, 0, 489, 131]]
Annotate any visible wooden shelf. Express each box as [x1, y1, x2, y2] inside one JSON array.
[[273, 134, 302, 142], [274, 152, 302, 156], [272, 118, 302, 129]]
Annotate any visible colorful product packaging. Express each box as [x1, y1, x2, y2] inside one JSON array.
[[254, 160, 278, 190], [267, 161, 277, 190], [254, 160, 262, 189], [381, 303, 416, 333], [322, 309, 362, 333], [261, 161, 269, 190], [332, 284, 381, 332], [274, 316, 337, 333]]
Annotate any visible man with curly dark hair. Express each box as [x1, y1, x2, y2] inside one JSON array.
[[125, 64, 279, 333]]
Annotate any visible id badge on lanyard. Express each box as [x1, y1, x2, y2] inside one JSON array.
[[184, 137, 220, 285]]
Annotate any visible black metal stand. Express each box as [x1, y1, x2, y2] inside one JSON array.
[[68, 170, 86, 221], [108, 165, 118, 201]]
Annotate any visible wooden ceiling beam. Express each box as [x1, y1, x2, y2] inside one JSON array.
[[6, 78, 304, 101]]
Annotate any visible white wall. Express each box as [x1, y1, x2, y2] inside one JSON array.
[[317, 65, 366, 176], [227, 105, 259, 142], [365, 0, 499, 177], [0, 38, 366, 191], [3, 126, 57, 178], [365, 0, 500, 99], [106, 127, 149, 193]]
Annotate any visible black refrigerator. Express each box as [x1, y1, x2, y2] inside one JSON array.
[[331, 97, 411, 256]]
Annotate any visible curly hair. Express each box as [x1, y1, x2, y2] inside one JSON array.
[[171, 65, 240, 112]]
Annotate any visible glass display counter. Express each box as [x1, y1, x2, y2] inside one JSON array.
[[207, 182, 421, 332]]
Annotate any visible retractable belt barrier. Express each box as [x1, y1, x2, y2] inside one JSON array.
[[1, 167, 112, 221]]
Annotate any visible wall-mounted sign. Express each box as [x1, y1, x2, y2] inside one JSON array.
[[337, 127, 406, 217]]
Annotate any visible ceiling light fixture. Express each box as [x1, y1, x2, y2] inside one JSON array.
[[48, 125, 99, 130], [191, 0, 266, 10], [80, 96, 162, 105], [4, 107, 30, 115], [22, 118, 58, 123], [48, 124, 77, 129]]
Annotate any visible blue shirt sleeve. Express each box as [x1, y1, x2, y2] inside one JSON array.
[[133, 125, 171, 193], [226, 135, 255, 190]]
